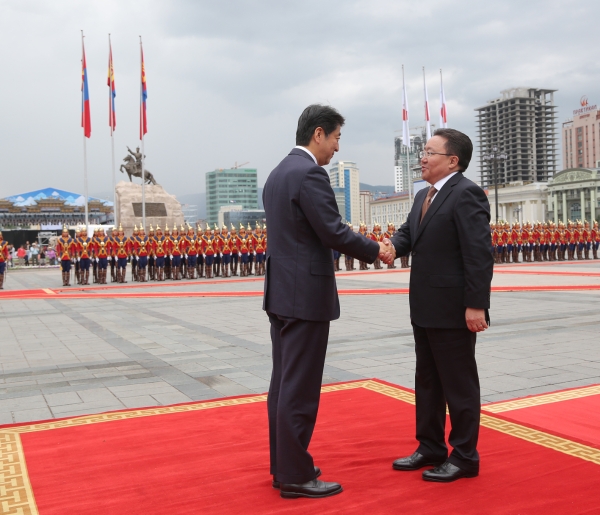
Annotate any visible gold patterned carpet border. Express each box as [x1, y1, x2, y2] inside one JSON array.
[[484, 384, 600, 413], [2, 379, 599, 515]]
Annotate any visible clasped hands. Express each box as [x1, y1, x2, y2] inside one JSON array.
[[378, 238, 396, 265]]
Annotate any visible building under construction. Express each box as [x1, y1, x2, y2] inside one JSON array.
[[475, 87, 558, 188]]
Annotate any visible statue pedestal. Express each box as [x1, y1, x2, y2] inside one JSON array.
[[115, 181, 184, 235]]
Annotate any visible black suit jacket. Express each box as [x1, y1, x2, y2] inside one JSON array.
[[263, 148, 380, 322], [390, 172, 493, 329]]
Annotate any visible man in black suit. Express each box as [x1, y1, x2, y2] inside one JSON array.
[[263, 105, 391, 499], [385, 128, 493, 482]]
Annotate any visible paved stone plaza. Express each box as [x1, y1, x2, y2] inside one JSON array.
[[1, 262, 599, 424]]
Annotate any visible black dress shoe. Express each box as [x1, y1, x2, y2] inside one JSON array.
[[272, 466, 321, 489], [392, 452, 446, 471], [422, 461, 478, 483], [280, 479, 342, 499]]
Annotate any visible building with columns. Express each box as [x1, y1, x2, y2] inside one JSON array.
[[485, 182, 548, 224], [547, 168, 599, 223], [370, 192, 411, 228]]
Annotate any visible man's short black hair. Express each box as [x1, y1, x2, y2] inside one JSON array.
[[433, 128, 473, 172], [296, 105, 345, 146]]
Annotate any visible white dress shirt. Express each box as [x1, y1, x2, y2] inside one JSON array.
[[431, 172, 458, 201], [294, 145, 318, 165]]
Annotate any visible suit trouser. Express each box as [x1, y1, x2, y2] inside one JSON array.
[[267, 312, 329, 484], [412, 322, 480, 474]]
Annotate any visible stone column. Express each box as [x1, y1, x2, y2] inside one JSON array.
[[581, 189, 586, 221], [562, 191, 568, 223], [591, 188, 597, 222]]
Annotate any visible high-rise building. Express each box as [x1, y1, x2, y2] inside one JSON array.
[[394, 134, 425, 193], [562, 96, 600, 169], [332, 187, 346, 223], [329, 161, 360, 225], [205, 168, 258, 225], [475, 87, 558, 188]]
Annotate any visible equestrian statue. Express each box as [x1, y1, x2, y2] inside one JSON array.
[[120, 146, 158, 185]]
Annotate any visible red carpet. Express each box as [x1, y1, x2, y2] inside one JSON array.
[[484, 384, 600, 449], [1, 380, 599, 514]]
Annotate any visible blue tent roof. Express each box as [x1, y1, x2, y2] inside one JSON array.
[[4, 188, 113, 207]]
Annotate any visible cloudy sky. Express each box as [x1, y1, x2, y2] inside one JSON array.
[[1, 0, 599, 200]]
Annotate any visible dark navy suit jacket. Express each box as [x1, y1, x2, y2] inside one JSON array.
[[263, 148, 380, 322], [390, 172, 493, 329]]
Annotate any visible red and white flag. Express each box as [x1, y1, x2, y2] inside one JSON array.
[[423, 67, 431, 141], [401, 65, 410, 147], [439, 69, 448, 128]]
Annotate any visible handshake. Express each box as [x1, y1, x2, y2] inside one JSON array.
[[377, 238, 396, 265]]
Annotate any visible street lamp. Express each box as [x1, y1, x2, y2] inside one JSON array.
[[483, 146, 507, 223]]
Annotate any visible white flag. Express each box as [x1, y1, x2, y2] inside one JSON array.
[[439, 69, 448, 128], [423, 67, 431, 140], [402, 66, 410, 147]]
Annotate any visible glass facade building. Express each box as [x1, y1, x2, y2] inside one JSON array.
[[205, 168, 259, 225]]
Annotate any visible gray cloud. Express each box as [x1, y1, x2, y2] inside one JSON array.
[[0, 0, 599, 200]]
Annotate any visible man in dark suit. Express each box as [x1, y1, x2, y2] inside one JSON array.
[[263, 105, 391, 499], [385, 128, 493, 482]]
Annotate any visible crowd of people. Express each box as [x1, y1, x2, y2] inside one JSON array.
[[53, 223, 268, 286], [491, 219, 600, 263]]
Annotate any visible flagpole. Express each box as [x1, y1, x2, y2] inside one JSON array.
[[109, 34, 117, 227], [439, 68, 447, 128], [423, 66, 431, 141], [139, 36, 146, 231], [81, 30, 89, 228], [402, 64, 412, 205]]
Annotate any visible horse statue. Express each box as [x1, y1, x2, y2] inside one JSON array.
[[120, 155, 158, 185]]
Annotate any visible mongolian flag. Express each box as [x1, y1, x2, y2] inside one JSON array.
[[440, 69, 448, 129], [401, 65, 409, 147], [108, 39, 116, 131], [423, 67, 431, 141], [81, 40, 91, 138], [140, 43, 148, 139]]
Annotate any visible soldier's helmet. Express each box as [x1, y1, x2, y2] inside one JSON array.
[[230, 224, 236, 233], [222, 225, 227, 232], [247, 224, 252, 232], [594, 220, 599, 227], [156, 225, 162, 234], [387, 221, 395, 230], [374, 223, 381, 230], [514, 221, 520, 227]]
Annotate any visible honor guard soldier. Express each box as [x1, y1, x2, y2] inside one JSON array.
[[93, 227, 110, 284], [114, 225, 129, 283], [168, 225, 184, 280], [162, 226, 171, 279], [220, 225, 232, 278], [133, 226, 150, 281], [229, 224, 240, 276], [545, 222, 554, 261], [592, 220, 599, 259], [252, 222, 266, 276], [129, 226, 139, 281], [520, 222, 529, 262], [357, 222, 370, 270], [343, 222, 356, 271], [91, 228, 99, 283], [574, 220, 583, 260], [490, 223, 499, 264], [246, 224, 255, 275], [77, 226, 93, 285], [237, 224, 250, 276], [565, 221, 574, 260], [510, 222, 521, 263], [582, 220, 591, 260], [384, 222, 397, 269], [556, 221, 565, 261], [108, 227, 119, 282], [195, 224, 205, 278], [211, 224, 221, 277], [183, 225, 199, 279], [370, 223, 384, 269], [56, 225, 75, 286], [147, 226, 156, 280], [201, 224, 216, 278], [0, 232, 9, 289], [531, 222, 540, 262], [153, 226, 168, 281]]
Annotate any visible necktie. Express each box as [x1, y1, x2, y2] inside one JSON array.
[[420, 186, 437, 223]]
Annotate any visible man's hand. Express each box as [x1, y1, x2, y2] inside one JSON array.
[[378, 240, 396, 265], [466, 307, 488, 333]]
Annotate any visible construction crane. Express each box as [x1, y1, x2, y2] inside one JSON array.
[[216, 161, 250, 173]]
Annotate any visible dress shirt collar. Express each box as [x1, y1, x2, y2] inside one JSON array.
[[294, 146, 318, 165], [431, 171, 459, 200]]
